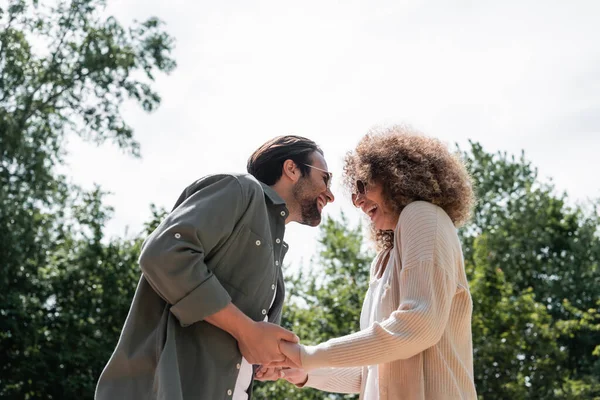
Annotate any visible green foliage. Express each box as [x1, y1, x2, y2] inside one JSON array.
[[0, 0, 174, 397], [461, 142, 600, 399], [469, 234, 565, 399]]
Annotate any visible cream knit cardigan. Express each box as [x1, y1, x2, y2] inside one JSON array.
[[300, 201, 477, 400]]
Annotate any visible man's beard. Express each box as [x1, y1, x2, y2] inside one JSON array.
[[292, 179, 321, 227]]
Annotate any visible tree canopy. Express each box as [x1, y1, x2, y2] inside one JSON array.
[[0, 0, 175, 397]]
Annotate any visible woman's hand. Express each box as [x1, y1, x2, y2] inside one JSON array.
[[280, 340, 302, 367], [281, 368, 309, 386], [264, 340, 302, 369], [254, 366, 284, 381], [254, 366, 308, 387]]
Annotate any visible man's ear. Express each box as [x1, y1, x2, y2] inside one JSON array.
[[282, 159, 301, 183]]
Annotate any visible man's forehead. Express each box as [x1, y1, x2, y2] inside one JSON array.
[[309, 151, 328, 169]]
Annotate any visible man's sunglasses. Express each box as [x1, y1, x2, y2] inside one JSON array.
[[351, 180, 367, 207], [301, 163, 332, 189]]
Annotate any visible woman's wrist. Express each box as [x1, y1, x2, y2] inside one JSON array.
[[295, 372, 309, 387], [300, 343, 328, 371]]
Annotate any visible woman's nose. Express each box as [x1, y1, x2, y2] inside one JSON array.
[[352, 192, 365, 208]]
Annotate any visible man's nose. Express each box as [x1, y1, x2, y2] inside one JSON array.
[[325, 188, 335, 203]]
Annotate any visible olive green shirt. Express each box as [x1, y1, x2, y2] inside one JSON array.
[[95, 173, 289, 400]]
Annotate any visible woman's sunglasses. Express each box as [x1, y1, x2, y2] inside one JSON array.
[[351, 180, 367, 206]]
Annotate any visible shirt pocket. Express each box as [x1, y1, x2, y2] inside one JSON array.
[[220, 226, 273, 297]]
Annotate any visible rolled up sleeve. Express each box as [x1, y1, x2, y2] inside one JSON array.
[[139, 175, 246, 326]]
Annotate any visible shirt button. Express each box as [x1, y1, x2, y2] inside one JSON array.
[[236, 363, 241, 369], [255, 240, 261, 246], [280, 211, 286, 217], [262, 309, 267, 315], [271, 284, 276, 290], [227, 389, 232, 396], [276, 238, 281, 244], [275, 261, 279, 266], [174, 233, 181, 239]]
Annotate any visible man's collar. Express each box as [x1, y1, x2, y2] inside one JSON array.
[[260, 182, 286, 206]]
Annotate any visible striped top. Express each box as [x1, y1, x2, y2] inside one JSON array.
[[300, 201, 477, 400]]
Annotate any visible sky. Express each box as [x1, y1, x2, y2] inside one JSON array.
[[63, 0, 600, 271]]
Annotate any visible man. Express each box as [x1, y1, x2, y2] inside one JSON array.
[[95, 135, 335, 400]]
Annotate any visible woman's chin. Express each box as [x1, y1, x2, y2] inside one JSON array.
[[373, 220, 388, 231], [367, 212, 395, 231], [373, 219, 396, 231]]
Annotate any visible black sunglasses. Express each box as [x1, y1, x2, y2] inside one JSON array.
[[351, 180, 367, 206]]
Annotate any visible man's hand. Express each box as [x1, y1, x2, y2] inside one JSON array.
[[204, 304, 299, 365], [236, 321, 299, 365]]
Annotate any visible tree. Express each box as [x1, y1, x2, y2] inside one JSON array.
[[17, 187, 144, 397], [0, 0, 175, 397], [468, 234, 565, 399], [461, 142, 600, 399]]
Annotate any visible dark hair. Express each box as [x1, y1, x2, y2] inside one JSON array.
[[247, 135, 324, 185]]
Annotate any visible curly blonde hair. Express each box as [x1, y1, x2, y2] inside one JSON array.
[[343, 125, 475, 250]]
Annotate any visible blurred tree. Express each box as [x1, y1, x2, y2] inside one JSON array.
[[461, 142, 600, 399], [468, 234, 565, 399], [0, 0, 175, 397]]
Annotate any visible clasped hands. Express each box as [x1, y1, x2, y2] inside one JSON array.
[[235, 321, 307, 385], [254, 340, 307, 385]]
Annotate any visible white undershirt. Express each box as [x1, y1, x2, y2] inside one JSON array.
[[232, 285, 277, 399], [360, 258, 393, 400]]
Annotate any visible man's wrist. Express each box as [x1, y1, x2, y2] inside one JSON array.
[[204, 303, 256, 340], [230, 316, 256, 342]]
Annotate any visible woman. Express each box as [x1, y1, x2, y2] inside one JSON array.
[[257, 126, 477, 399]]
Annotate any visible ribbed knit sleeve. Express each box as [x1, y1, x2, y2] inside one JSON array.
[[300, 201, 458, 370], [302, 367, 362, 394]]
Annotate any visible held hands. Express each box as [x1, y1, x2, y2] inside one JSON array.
[[235, 321, 306, 385], [254, 366, 309, 386], [236, 321, 299, 365], [254, 340, 307, 386], [267, 340, 302, 368], [205, 304, 301, 366]]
